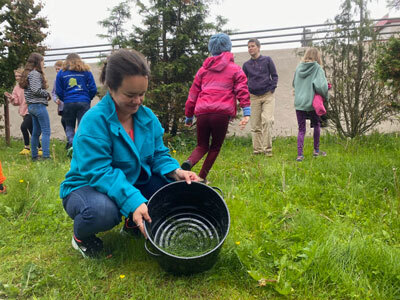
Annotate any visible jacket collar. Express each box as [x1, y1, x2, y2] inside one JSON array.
[[103, 92, 153, 153]]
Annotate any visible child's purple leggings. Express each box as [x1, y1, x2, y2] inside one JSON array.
[[187, 113, 230, 180], [296, 110, 320, 156]]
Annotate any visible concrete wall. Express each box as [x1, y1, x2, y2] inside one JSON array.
[[2, 47, 399, 141]]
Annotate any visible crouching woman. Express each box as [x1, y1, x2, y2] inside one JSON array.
[[60, 49, 200, 258]]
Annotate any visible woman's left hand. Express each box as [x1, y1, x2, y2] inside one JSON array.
[[168, 168, 201, 184]]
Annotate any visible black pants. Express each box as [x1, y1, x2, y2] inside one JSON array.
[[59, 111, 66, 132], [21, 114, 41, 148]]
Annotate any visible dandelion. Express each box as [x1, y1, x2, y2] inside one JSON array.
[[235, 241, 240, 245], [172, 150, 176, 153], [119, 274, 125, 279], [19, 179, 24, 183]]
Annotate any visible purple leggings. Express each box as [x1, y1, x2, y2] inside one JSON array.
[[187, 113, 230, 180], [296, 110, 320, 156]]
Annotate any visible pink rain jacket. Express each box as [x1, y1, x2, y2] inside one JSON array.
[[9, 84, 28, 117], [185, 52, 250, 118]]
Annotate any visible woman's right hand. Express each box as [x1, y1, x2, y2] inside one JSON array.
[[132, 203, 152, 238]]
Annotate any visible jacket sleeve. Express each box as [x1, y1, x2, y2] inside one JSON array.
[[10, 85, 22, 106], [86, 71, 97, 100], [242, 62, 248, 77], [233, 68, 251, 112], [55, 72, 64, 101], [73, 123, 148, 218], [268, 57, 279, 91], [185, 69, 202, 118], [313, 67, 329, 101], [148, 114, 180, 177], [51, 80, 58, 103], [28, 71, 49, 98]]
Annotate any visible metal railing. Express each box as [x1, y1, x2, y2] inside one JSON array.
[[44, 18, 400, 63]]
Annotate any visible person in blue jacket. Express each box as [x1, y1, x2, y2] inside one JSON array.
[[56, 53, 97, 150], [60, 49, 200, 258]]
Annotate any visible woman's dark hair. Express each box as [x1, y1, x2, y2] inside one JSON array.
[[100, 49, 150, 91], [19, 52, 48, 89]]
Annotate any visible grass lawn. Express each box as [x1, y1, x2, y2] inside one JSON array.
[[0, 132, 399, 299]]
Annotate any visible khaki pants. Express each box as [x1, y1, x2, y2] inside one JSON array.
[[250, 91, 275, 154]]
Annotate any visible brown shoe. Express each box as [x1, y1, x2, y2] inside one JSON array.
[[199, 178, 210, 185], [265, 152, 273, 157]]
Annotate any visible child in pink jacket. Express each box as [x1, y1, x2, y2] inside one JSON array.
[[4, 69, 41, 155], [181, 33, 251, 183]]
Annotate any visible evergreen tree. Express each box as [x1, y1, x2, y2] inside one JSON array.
[[0, 0, 48, 143], [375, 37, 400, 111], [319, 0, 396, 138], [129, 0, 227, 135], [97, 0, 132, 48], [387, 0, 400, 10], [0, 0, 48, 98]]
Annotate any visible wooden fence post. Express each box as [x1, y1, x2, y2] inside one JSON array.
[[3, 95, 10, 146]]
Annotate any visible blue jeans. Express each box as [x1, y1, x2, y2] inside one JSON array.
[[63, 102, 90, 145], [27, 103, 51, 158], [62, 174, 169, 239]]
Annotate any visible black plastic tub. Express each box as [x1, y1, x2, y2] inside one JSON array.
[[144, 181, 230, 275]]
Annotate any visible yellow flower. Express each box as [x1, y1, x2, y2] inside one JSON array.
[[172, 150, 176, 153], [235, 241, 240, 245], [19, 179, 24, 183], [119, 274, 125, 279]]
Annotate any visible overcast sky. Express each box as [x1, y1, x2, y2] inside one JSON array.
[[41, 0, 395, 51]]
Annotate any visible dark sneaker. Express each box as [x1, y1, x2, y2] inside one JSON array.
[[0, 185, 6, 194], [120, 217, 141, 238], [181, 160, 192, 171], [71, 235, 103, 258], [65, 142, 72, 150]]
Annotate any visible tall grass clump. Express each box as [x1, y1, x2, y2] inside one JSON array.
[[0, 132, 400, 299]]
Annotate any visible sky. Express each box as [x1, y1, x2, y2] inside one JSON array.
[[40, 0, 396, 57]]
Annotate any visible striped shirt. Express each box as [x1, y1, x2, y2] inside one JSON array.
[[24, 70, 50, 105]]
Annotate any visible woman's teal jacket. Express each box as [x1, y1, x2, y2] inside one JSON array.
[[60, 92, 180, 217]]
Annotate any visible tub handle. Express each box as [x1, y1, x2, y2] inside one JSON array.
[[211, 186, 224, 198], [144, 239, 161, 257]]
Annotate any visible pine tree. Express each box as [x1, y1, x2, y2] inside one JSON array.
[[375, 38, 400, 111], [129, 0, 227, 135], [319, 0, 396, 138], [0, 0, 48, 143], [97, 0, 132, 48], [0, 0, 48, 96]]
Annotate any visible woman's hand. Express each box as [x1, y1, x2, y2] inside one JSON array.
[[4, 92, 12, 101], [239, 116, 250, 129], [132, 203, 152, 238], [167, 168, 201, 184]]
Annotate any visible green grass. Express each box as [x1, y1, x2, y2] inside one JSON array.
[[1, 132, 400, 299]]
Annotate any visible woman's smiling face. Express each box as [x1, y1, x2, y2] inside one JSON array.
[[110, 75, 148, 116]]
